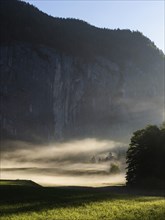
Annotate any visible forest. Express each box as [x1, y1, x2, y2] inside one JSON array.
[[1, 0, 164, 67]]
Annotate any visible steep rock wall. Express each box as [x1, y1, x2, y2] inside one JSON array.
[[0, 43, 164, 142]]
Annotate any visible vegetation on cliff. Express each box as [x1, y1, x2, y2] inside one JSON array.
[[1, 0, 164, 67]]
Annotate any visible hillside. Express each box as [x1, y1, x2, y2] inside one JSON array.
[[1, 0, 163, 64], [0, 0, 164, 143], [0, 179, 42, 187]]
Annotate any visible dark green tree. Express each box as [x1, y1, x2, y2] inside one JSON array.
[[126, 124, 165, 188], [109, 163, 120, 174]]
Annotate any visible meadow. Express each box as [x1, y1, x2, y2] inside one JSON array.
[[0, 180, 165, 220]]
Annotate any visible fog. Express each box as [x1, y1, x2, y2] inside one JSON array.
[[1, 138, 127, 186]]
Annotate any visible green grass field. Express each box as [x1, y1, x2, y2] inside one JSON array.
[[0, 180, 41, 187], [0, 180, 165, 220]]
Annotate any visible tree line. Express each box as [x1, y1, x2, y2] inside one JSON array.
[[1, 0, 164, 67]]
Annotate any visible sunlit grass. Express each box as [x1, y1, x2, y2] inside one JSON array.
[[1, 195, 165, 220], [1, 180, 164, 220], [0, 181, 23, 186]]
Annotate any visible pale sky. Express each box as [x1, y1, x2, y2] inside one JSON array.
[[23, 0, 164, 52]]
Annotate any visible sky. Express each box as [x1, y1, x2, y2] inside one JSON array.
[[23, 0, 164, 52]]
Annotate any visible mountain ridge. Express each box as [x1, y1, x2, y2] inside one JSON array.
[[0, 0, 164, 144]]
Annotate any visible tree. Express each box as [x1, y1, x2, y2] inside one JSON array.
[[109, 163, 120, 174], [126, 123, 165, 188]]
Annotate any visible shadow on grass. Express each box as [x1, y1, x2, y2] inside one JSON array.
[[0, 185, 165, 216]]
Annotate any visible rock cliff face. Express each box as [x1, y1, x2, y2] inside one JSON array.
[[1, 42, 164, 143]]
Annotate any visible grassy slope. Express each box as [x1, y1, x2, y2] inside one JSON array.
[[0, 180, 41, 187], [0, 182, 165, 220]]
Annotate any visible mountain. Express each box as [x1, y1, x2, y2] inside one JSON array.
[[0, 0, 164, 144]]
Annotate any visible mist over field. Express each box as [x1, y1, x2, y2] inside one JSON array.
[[1, 139, 126, 186]]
